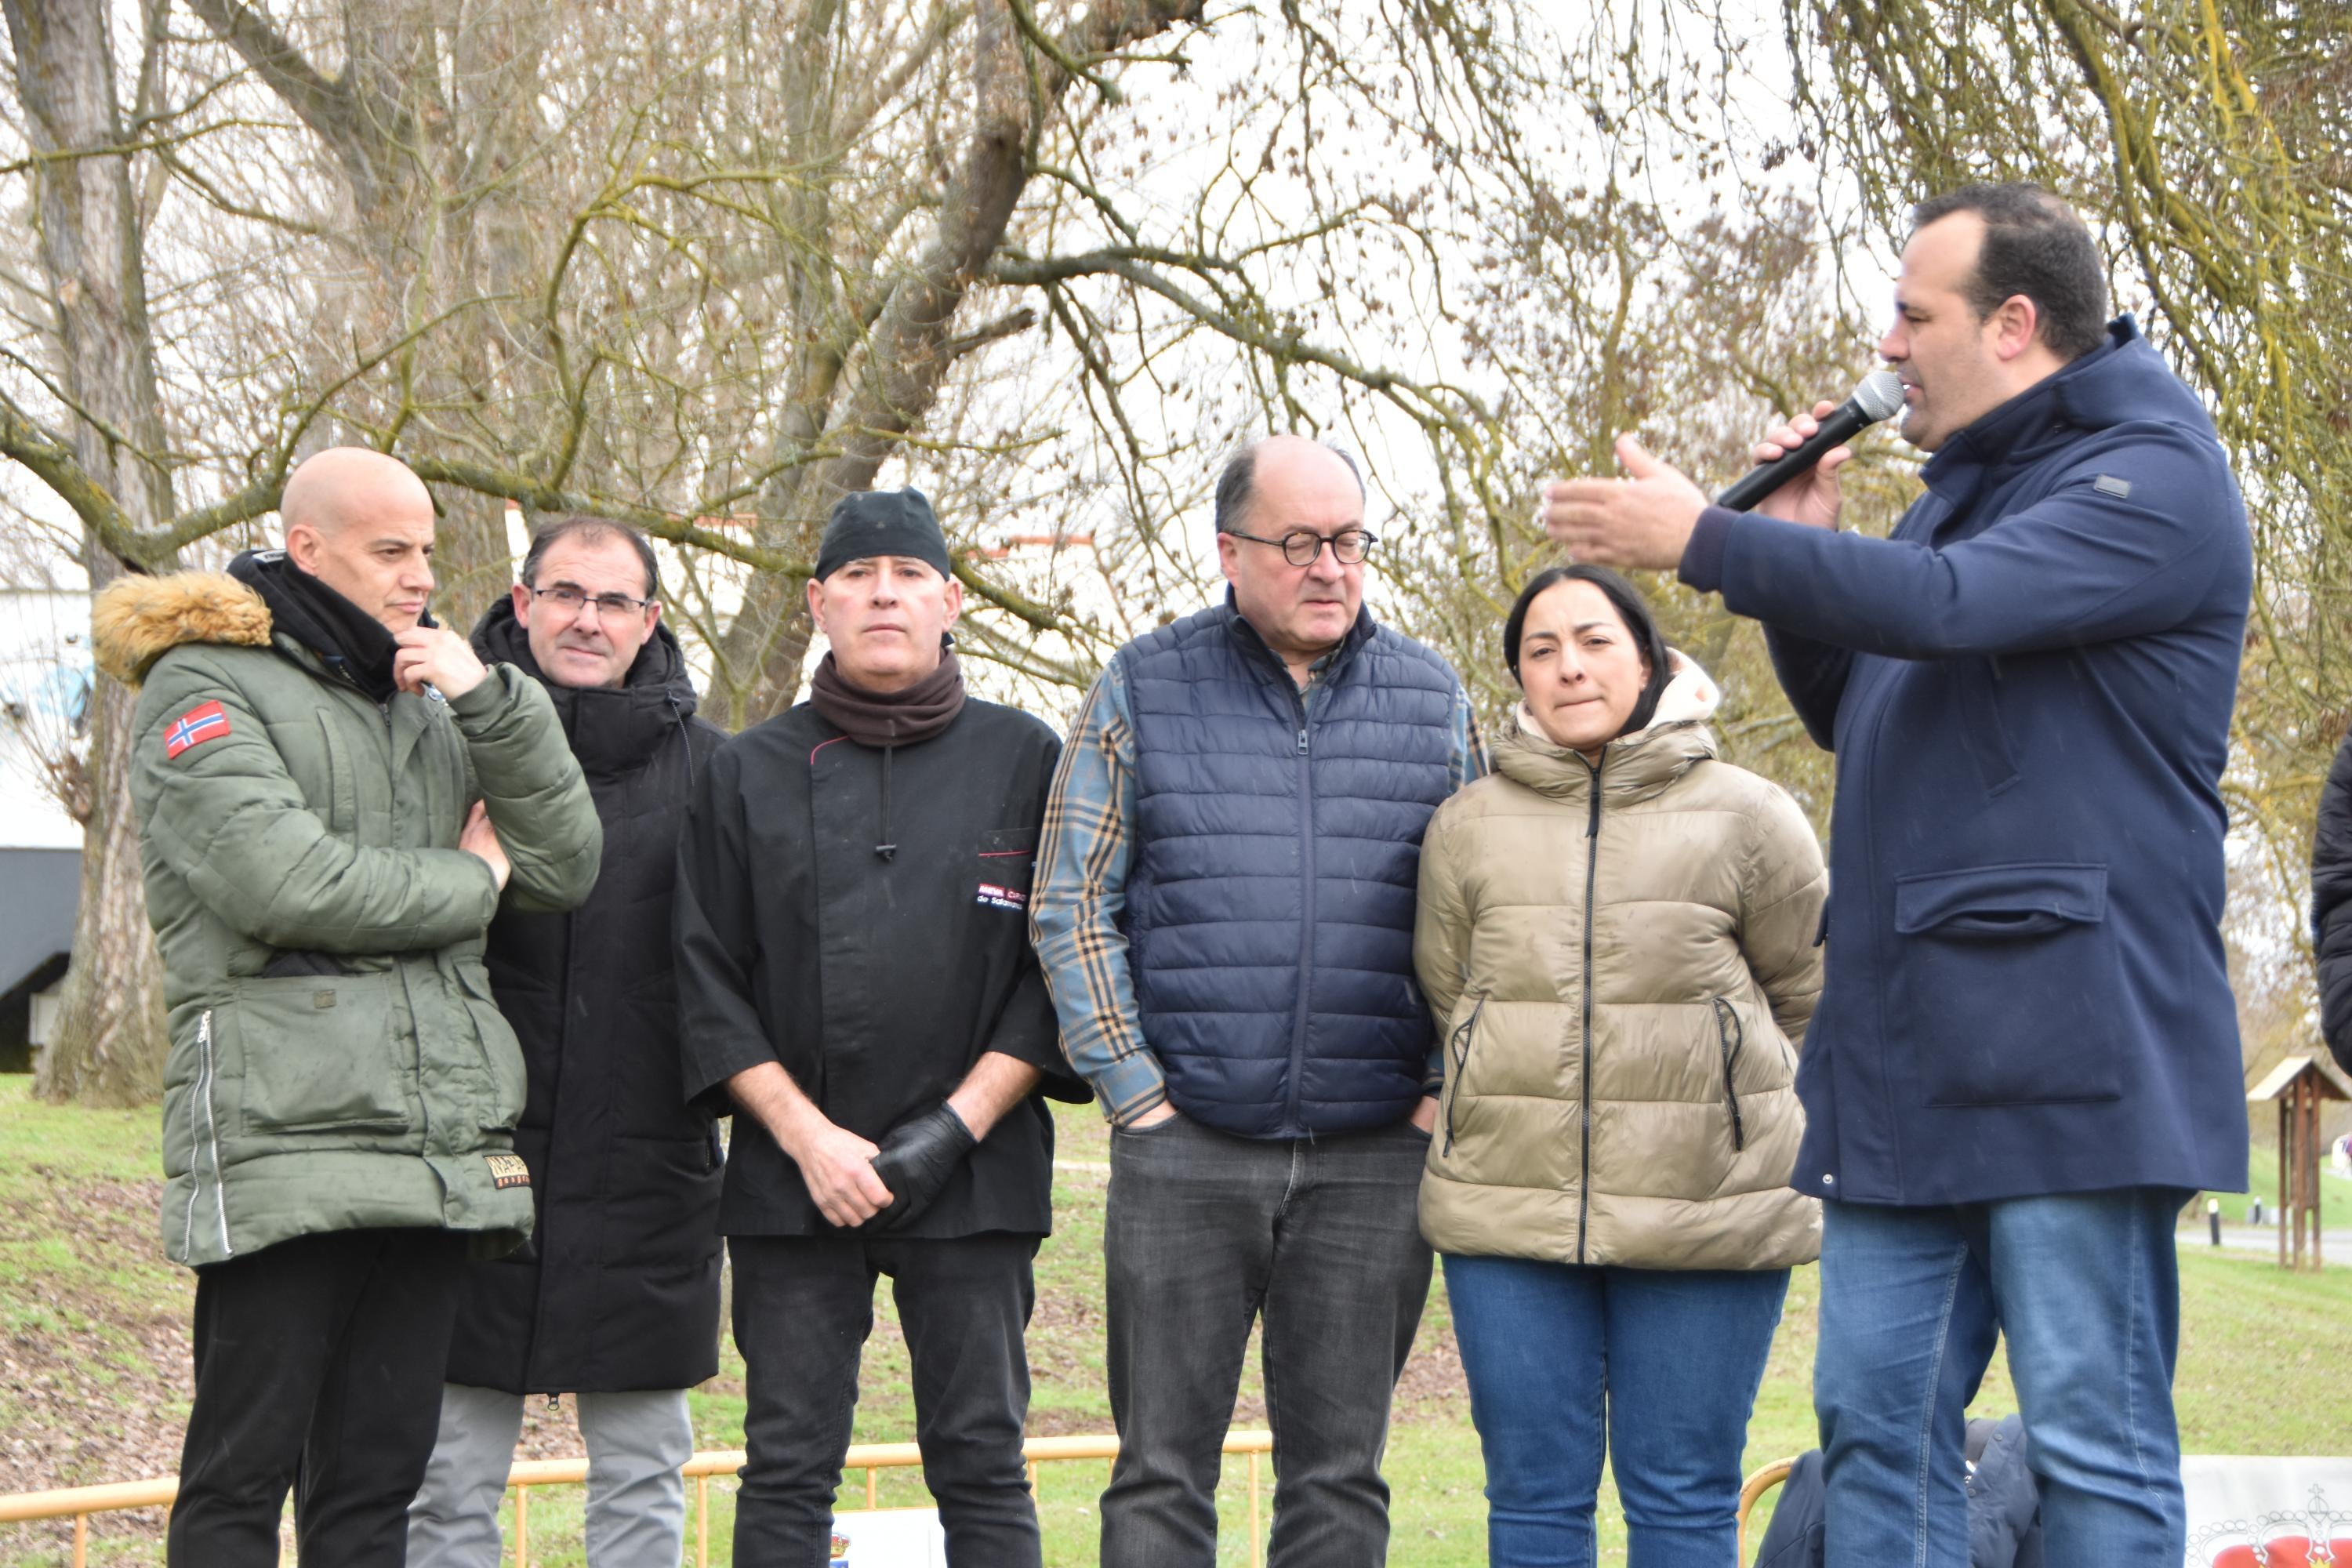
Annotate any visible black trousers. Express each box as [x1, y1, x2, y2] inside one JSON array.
[[728, 1232, 1043, 1568], [166, 1227, 468, 1567]]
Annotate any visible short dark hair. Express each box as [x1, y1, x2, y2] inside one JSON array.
[[1213, 437, 1367, 535], [520, 514, 660, 601], [1911, 183, 2110, 361], [1503, 564, 1673, 738]]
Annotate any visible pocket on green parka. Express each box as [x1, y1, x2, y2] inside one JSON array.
[[232, 971, 411, 1134]]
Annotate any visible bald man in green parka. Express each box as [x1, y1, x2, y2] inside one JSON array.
[[93, 448, 601, 1568]]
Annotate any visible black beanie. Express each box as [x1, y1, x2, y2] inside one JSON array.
[[814, 488, 953, 583]]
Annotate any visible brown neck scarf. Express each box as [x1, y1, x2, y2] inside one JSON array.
[[808, 648, 967, 862], [808, 647, 967, 749]]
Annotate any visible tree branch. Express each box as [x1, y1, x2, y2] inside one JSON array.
[[0, 390, 141, 564], [180, 0, 356, 158]]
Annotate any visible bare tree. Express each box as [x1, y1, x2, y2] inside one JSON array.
[[2, 0, 180, 1104], [27, 0, 2308, 1108], [0, 0, 1551, 1094]]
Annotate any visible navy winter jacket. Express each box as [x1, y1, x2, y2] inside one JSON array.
[[2309, 732, 2352, 1077], [1752, 1414, 2042, 1568], [1123, 601, 1460, 1137], [1682, 318, 2252, 1205]]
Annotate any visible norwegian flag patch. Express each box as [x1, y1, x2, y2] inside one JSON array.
[[163, 701, 231, 760]]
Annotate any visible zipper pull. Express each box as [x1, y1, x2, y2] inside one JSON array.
[[1296, 727, 1308, 755]]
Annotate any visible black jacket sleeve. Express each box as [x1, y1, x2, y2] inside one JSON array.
[[2315, 732, 2352, 1075], [674, 743, 777, 1111], [987, 962, 1091, 1104]]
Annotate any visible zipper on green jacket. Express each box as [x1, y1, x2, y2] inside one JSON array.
[[185, 1008, 230, 1260]]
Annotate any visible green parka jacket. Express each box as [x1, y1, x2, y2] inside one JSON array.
[[94, 568, 602, 1268], [1415, 657, 1827, 1272]]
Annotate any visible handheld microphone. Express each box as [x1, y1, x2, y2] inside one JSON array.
[[1714, 370, 1904, 513]]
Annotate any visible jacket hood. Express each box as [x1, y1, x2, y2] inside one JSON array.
[[1924, 315, 2218, 501], [1492, 650, 1719, 802], [2047, 315, 2218, 435], [470, 594, 702, 776], [92, 571, 273, 687]]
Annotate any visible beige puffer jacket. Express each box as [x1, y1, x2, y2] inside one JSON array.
[[1416, 657, 1827, 1271]]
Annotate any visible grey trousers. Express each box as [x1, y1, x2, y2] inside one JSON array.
[[1100, 1113, 1434, 1568], [405, 1383, 695, 1568]]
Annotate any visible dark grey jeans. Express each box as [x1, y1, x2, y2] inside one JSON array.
[[1101, 1112, 1434, 1568]]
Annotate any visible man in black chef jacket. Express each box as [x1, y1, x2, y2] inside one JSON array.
[[674, 487, 1079, 1567]]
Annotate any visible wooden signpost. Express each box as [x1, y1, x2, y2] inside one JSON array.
[[2246, 1054, 2352, 1271]]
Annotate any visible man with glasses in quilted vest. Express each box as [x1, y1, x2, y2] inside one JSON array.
[[1032, 435, 1485, 1567]]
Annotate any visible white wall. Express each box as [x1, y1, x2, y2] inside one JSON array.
[[0, 586, 89, 852]]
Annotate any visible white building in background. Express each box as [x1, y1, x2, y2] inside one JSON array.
[[0, 582, 88, 1073]]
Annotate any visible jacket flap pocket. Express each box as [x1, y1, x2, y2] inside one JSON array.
[[1894, 862, 2107, 938], [234, 971, 409, 1134]]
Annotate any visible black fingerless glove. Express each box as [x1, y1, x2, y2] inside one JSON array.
[[866, 1103, 978, 1232]]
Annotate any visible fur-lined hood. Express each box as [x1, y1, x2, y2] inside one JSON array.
[[92, 572, 273, 688], [1491, 649, 1722, 804], [1506, 648, 1721, 743]]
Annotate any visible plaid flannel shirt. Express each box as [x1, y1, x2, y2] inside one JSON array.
[[1029, 650, 1486, 1125]]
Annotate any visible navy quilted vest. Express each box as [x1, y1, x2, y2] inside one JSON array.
[[1123, 601, 1457, 1137]]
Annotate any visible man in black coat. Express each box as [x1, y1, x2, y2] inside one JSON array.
[[408, 517, 728, 1568], [674, 488, 1082, 1567]]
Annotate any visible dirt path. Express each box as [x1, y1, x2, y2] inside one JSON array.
[[1, 1167, 192, 1555]]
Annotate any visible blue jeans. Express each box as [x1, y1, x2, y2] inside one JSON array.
[[1443, 1254, 1788, 1568], [1814, 1188, 2187, 1567]]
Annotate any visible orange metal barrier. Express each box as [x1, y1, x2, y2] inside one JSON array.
[[0, 1431, 1277, 1568]]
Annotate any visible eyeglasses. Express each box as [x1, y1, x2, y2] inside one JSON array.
[[525, 583, 655, 619], [1223, 527, 1377, 567]]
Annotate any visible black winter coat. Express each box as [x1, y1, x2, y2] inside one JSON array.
[[445, 601, 729, 1394], [675, 695, 1084, 1238], [2312, 731, 2352, 1076]]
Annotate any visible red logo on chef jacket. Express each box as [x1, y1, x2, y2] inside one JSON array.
[[164, 701, 231, 759], [976, 881, 1027, 912]]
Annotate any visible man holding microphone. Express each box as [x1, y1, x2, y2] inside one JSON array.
[[1544, 183, 2250, 1564]]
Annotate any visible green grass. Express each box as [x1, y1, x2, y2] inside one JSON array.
[[5, 1083, 2352, 1566]]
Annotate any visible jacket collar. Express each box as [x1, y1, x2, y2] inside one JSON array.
[[471, 596, 699, 776], [1492, 654, 1720, 804], [228, 550, 405, 702], [91, 570, 274, 688], [1919, 315, 2211, 512], [1218, 590, 1377, 688]]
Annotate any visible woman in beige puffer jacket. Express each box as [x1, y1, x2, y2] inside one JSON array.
[[1415, 564, 1825, 1568]]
